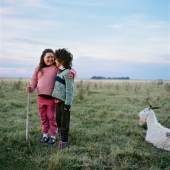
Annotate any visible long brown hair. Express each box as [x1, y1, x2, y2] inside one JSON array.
[[38, 49, 54, 72]]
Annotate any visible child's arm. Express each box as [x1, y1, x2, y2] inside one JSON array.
[[27, 67, 38, 93], [64, 72, 75, 111]]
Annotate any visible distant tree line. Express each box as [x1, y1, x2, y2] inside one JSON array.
[[91, 76, 130, 80]]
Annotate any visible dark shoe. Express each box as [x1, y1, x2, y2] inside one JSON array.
[[40, 136, 49, 143], [48, 137, 56, 145], [58, 141, 68, 149]]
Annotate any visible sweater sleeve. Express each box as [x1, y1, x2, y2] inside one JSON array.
[[29, 67, 39, 90], [63, 71, 75, 107]]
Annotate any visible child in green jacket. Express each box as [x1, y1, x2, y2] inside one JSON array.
[[52, 48, 75, 149]]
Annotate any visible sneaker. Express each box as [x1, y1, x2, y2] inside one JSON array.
[[40, 136, 49, 143], [48, 137, 56, 145], [58, 141, 69, 149]]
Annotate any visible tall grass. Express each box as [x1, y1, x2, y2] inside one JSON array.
[[1, 79, 170, 170]]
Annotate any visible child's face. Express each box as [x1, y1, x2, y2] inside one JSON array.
[[44, 52, 54, 66], [55, 58, 62, 68]]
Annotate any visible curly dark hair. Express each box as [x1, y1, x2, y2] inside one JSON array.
[[55, 48, 73, 69], [38, 49, 54, 72]]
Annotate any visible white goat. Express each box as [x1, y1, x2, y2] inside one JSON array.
[[138, 106, 170, 151]]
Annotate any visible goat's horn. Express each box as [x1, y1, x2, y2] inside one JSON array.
[[150, 106, 160, 110]]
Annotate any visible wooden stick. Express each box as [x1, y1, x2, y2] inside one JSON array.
[[26, 92, 30, 143]]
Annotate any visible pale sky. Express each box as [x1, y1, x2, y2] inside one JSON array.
[[0, 0, 170, 79]]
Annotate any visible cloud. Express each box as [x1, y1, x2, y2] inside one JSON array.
[[0, 1, 169, 79], [108, 24, 122, 29], [74, 56, 170, 79], [0, 66, 34, 77], [3, 0, 44, 8], [0, 7, 15, 15], [0, 16, 62, 61], [11, 38, 53, 46]]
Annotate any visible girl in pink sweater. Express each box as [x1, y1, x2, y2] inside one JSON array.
[[28, 49, 57, 144], [28, 49, 75, 145]]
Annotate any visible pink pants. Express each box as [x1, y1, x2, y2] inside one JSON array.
[[38, 96, 57, 136]]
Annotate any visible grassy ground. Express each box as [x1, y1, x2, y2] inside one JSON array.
[[0, 79, 170, 170]]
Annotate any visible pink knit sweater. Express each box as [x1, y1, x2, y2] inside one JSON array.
[[30, 65, 58, 96]]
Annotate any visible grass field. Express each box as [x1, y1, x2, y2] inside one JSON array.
[[1, 79, 170, 170]]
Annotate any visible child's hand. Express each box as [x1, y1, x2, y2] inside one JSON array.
[[68, 69, 76, 79], [27, 86, 32, 93], [64, 105, 71, 111], [27, 83, 33, 93]]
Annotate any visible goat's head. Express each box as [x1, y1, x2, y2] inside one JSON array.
[[138, 108, 150, 125], [138, 105, 160, 126]]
